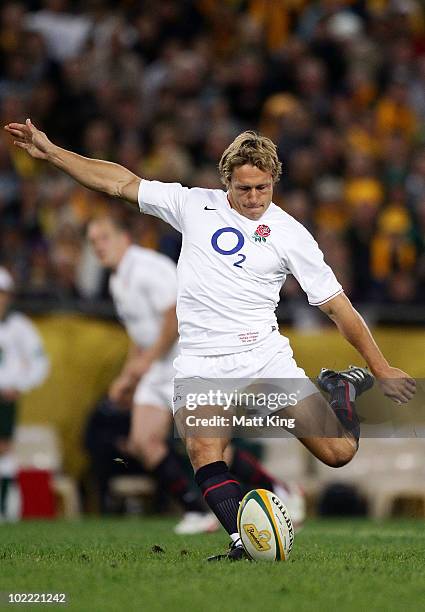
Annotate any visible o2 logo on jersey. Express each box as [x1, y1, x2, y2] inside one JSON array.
[[211, 227, 246, 268]]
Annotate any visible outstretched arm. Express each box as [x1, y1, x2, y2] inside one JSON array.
[[319, 293, 416, 404], [4, 119, 140, 206]]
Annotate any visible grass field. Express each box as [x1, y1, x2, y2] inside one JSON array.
[[1, 518, 425, 612]]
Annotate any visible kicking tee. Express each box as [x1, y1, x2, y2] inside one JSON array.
[[138, 180, 343, 355]]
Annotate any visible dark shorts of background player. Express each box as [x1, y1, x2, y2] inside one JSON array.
[[0, 398, 17, 440]]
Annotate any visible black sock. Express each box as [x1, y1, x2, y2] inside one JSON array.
[[153, 450, 205, 514], [330, 380, 360, 444], [195, 461, 242, 538], [0, 477, 11, 515], [230, 448, 277, 491]]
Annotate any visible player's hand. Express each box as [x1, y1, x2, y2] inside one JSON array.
[[126, 353, 154, 380], [376, 367, 416, 404], [109, 375, 135, 404], [4, 118, 53, 160]]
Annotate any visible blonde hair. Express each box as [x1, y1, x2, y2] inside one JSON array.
[[218, 131, 282, 187]]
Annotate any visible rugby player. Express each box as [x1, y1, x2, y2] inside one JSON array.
[[5, 121, 415, 558], [87, 216, 217, 534], [0, 266, 50, 519], [88, 216, 305, 531]]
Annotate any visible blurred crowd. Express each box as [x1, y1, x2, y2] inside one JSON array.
[[0, 0, 424, 310]]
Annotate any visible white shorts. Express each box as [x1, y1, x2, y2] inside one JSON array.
[[172, 332, 318, 414], [133, 358, 174, 411]]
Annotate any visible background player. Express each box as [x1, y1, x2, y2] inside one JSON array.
[[0, 266, 50, 519], [5, 121, 415, 559], [87, 216, 217, 535]]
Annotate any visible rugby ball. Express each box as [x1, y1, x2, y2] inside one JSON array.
[[237, 489, 294, 561]]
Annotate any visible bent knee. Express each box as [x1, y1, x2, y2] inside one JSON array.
[[321, 439, 357, 468]]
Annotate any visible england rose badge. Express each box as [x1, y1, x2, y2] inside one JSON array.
[[252, 224, 271, 243]]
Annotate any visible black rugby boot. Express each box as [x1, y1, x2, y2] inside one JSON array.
[[318, 365, 374, 397], [317, 366, 374, 444], [207, 540, 250, 562]]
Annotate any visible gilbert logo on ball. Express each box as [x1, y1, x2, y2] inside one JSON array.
[[252, 224, 271, 243], [237, 489, 294, 561]]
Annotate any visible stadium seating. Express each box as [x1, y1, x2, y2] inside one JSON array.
[[313, 438, 425, 517]]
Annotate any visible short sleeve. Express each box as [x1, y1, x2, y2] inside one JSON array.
[[145, 257, 177, 312], [138, 180, 189, 232], [284, 226, 343, 306]]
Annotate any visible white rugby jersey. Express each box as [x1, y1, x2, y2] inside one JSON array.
[[138, 180, 343, 355], [0, 312, 49, 392], [109, 245, 178, 355]]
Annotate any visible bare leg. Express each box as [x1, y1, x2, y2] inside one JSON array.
[[175, 405, 242, 540], [174, 405, 232, 470], [276, 392, 358, 467], [128, 403, 171, 470]]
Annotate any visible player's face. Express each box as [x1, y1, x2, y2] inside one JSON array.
[[228, 165, 273, 220], [88, 221, 128, 269]]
